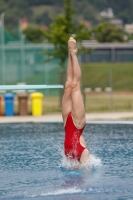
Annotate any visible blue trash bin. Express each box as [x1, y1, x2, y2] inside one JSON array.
[[4, 93, 14, 116]]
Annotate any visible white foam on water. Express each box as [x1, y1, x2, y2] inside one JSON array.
[[61, 153, 102, 170], [41, 187, 82, 196], [28, 187, 82, 198]]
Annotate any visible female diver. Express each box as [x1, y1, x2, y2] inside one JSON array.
[[62, 37, 89, 164]]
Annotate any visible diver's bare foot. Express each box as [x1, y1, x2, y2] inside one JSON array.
[[68, 37, 78, 54]]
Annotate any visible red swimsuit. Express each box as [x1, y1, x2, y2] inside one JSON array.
[[64, 112, 86, 161]]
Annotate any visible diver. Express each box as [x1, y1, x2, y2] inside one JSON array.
[[62, 37, 89, 164]]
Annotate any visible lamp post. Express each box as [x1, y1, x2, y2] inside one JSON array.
[[0, 13, 5, 85], [18, 18, 22, 40], [0, 15, 2, 85], [21, 34, 25, 82], [44, 39, 49, 96], [109, 69, 113, 110]]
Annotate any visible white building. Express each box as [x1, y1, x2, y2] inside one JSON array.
[[125, 23, 133, 34], [100, 8, 114, 19]]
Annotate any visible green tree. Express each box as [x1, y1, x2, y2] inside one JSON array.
[[95, 22, 124, 43], [44, 0, 91, 69], [23, 26, 46, 43], [44, 0, 91, 107]]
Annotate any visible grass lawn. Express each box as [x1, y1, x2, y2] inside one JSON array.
[[84, 92, 133, 112], [42, 92, 133, 113], [81, 62, 133, 91]]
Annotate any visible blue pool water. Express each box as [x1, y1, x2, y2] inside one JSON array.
[[0, 122, 133, 200]]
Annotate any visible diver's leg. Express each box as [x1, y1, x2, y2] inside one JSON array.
[[68, 37, 85, 128], [62, 54, 73, 125], [68, 37, 89, 163], [80, 148, 90, 164]]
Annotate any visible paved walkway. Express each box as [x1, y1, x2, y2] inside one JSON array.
[[0, 111, 133, 123]]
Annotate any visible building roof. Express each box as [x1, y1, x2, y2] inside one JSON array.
[[82, 40, 133, 49]]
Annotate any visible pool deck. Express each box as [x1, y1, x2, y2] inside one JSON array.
[[0, 111, 133, 124]]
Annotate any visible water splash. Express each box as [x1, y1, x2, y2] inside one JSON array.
[[89, 154, 102, 168], [60, 152, 102, 170]]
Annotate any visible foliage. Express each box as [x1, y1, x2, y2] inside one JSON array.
[[28, 0, 62, 6], [1, 0, 133, 28], [44, 0, 91, 69], [23, 26, 46, 43], [45, 15, 71, 68], [94, 22, 124, 43], [0, 0, 33, 29]]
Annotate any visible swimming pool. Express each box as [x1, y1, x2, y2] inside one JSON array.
[[0, 122, 133, 200]]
